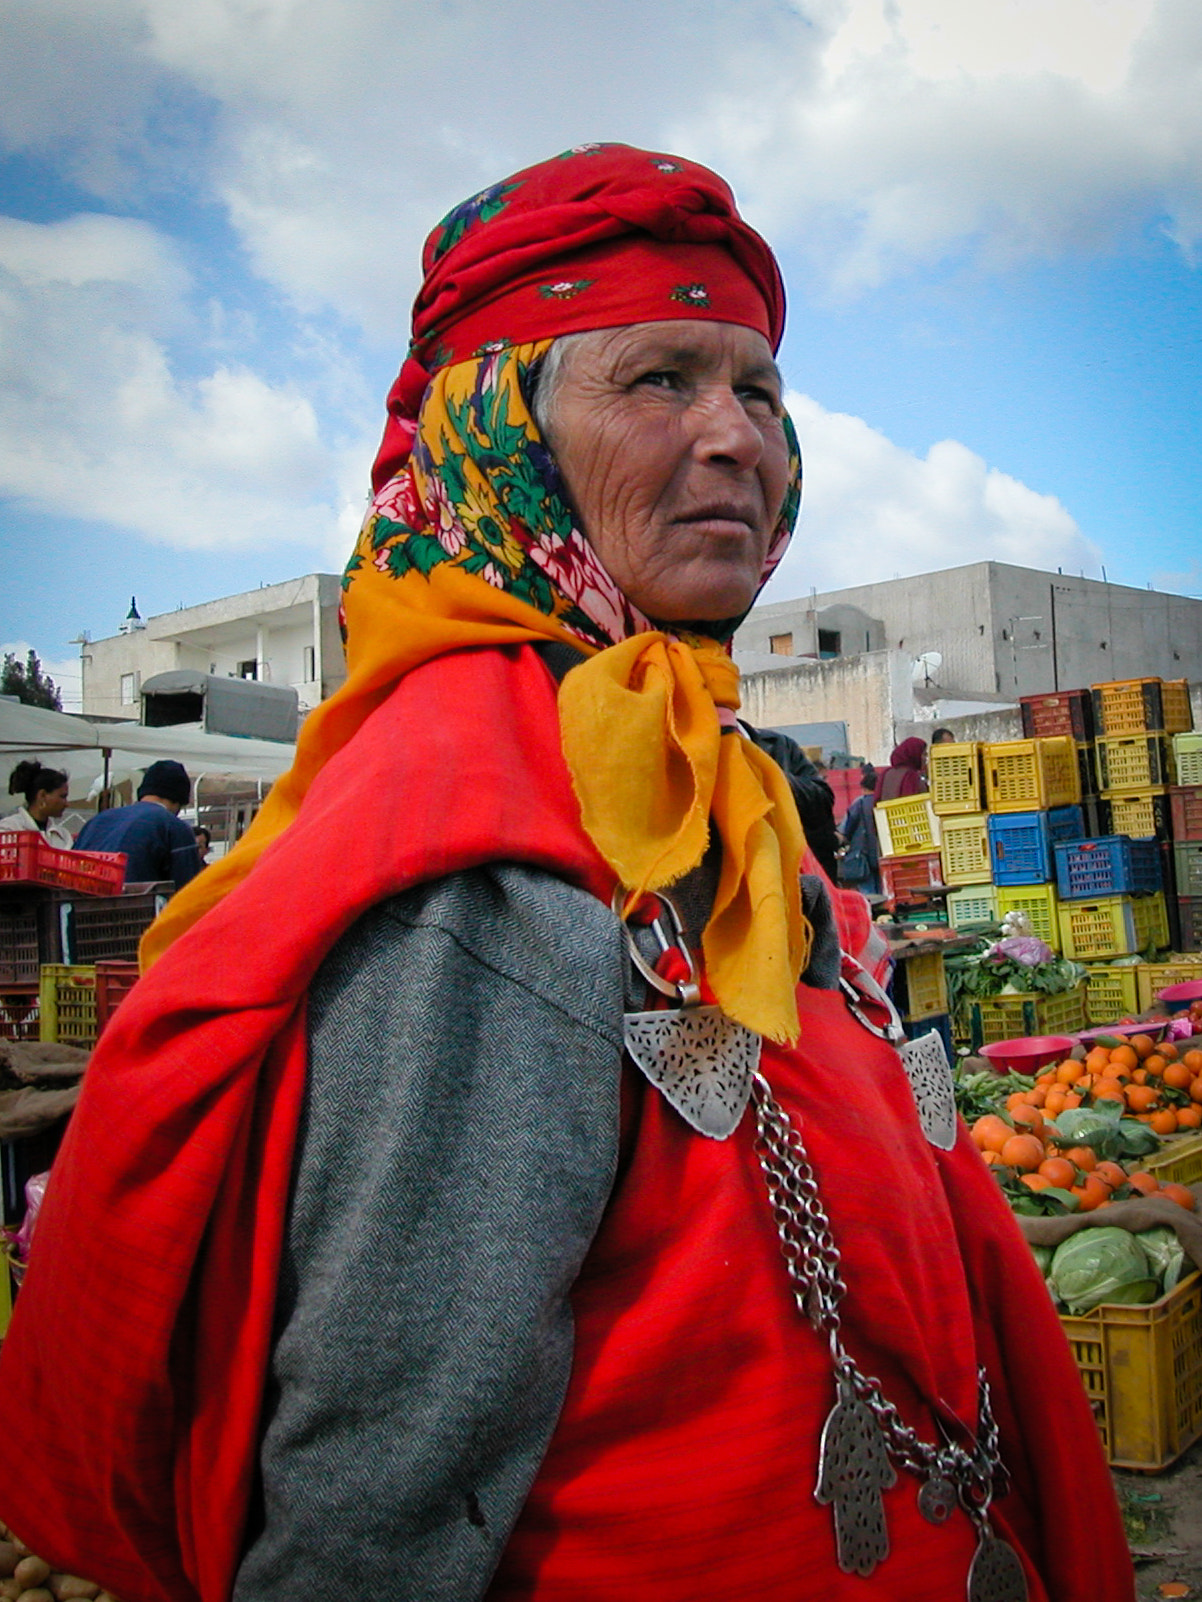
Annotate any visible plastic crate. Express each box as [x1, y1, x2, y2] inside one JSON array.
[[66, 887, 170, 963], [38, 963, 98, 1047], [1059, 1269, 1202, 1470], [988, 805, 1085, 886], [1170, 786, 1202, 843], [1174, 842, 1202, 899], [1174, 734, 1202, 787], [1161, 679, 1193, 735], [995, 883, 1061, 951], [874, 795, 941, 858], [966, 980, 1087, 1050], [947, 885, 998, 930], [1053, 836, 1163, 901], [95, 959, 140, 1031], [1076, 742, 1098, 800], [1145, 1135, 1202, 1188], [1091, 677, 1173, 738], [939, 813, 991, 885], [897, 950, 948, 1020], [0, 985, 40, 1042], [1103, 789, 1173, 842], [1180, 899, 1202, 953], [1097, 734, 1175, 794], [1084, 963, 1142, 1026], [1136, 957, 1202, 1011], [0, 894, 64, 986], [927, 742, 985, 817], [1133, 891, 1170, 953], [1058, 896, 1142, 961], [983, 737, 1080, 813], [1020, 689, 1094, 742], [0, 833, 126, 896], [880, 851, 945, 905]]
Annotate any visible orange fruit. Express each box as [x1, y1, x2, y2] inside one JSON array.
[[1125, 1171, 1160, 1195], [1094, 1160, 1129, 1190], [1182, 1048, 1202, 1073], [1132, 1067, 1149, 1084], [1071, 1177, 1111, 1212], [1144, 1054, 1168, 1078], [1175, 1105, 1202, 1129], [1021, 1173, 1052, 1192], [1064, 1145, 1097, 1172], [1056, 1059, 1085, 1085], [1109, 1044, 1139, 1071], [1061, 1090, 1083, 1109], [980, 1149, 1003, 1166], [1150, 1108, 1179, 1136], [972, 1115, 1013, 1154], [1161, 1041, 1179, 1061], [1159, 1183, 1197, 1211], [1006, 1091, 1034, 1111], [1044, 1089, 1068, 1116], [1010, 1105, 1045, 1135], [1085, 1046, 1112, 1074], [1000, 1134, 1046, 1172], [1028, 1084, 1049, 1107], [1130, 1033, 1156, 1059], [1163, 1062, 1193, 1091], [1191, 1078, 1202, 1105], [1124, 1084, 1161, 1113], [1038, 1156, 1077, 1188]]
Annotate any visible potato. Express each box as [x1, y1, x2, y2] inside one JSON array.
[[0, 1581, 21, 1601], [0, 1547, 17, 1580], [12, 1560, 49, 1590], [16, 1590, 54, 1602], [50, 1582, 100, 1601]]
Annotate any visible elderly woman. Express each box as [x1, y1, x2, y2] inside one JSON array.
[[4, 759, 73, 847], [0, 147, 1130, 1602]]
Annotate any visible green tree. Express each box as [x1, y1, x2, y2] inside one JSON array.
[[1, 649, 63, 711]]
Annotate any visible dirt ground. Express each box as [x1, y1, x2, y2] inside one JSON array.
[[1116, 1436, 1202, 1597]]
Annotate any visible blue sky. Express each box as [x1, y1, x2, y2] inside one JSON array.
[[1, 0, 1200, 708]]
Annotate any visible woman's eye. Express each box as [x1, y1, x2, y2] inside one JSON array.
[[739, 384, 781, 414], [634, 369, 681, 390]]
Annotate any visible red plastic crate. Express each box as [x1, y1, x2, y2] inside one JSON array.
[[1171, 786, 1202, 844], [96, 960, 140, 1031], [0, 833, 126, 896], [1020, 689, 1094, 742], [880, 851, 945, 904]]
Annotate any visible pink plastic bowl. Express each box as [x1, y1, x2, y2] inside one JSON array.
[[1155, 980, 1202, 1015], [979, 1036, 1075, 1073]]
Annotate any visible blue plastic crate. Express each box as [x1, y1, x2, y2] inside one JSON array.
[[1053, 835, 1164, 900], [988, 805, 1086, 886]]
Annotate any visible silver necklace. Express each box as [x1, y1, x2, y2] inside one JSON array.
[[617, 896, 1028, 1602]]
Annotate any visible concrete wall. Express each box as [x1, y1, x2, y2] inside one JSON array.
[[738, 649, 911, 766]]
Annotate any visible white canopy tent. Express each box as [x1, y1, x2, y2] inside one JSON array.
[[0, 700, 295, 830]]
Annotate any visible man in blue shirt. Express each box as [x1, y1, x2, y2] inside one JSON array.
[[74, 760, 201, 891]]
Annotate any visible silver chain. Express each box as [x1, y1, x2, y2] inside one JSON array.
[[751, 1069, 1004, 1517]]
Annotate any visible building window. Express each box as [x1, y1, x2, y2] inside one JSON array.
[[818, 629, 841, 659], [237, 659, 258, 680], [119, 672, 139, 705], [769, 633, 793, 656], [302, 645, 316, 683]]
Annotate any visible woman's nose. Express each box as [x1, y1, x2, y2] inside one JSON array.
[[693, 387, 765, 470]]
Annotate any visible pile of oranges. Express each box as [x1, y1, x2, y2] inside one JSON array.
[[969, 1035, 1202, 1213]]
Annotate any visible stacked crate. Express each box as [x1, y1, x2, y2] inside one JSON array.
[[873, 794, 945, 919], [1174, 734, 1202, 953]]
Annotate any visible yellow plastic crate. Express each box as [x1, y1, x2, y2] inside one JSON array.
[[1176, 734, 1202, 788], [874, 795, 941, 858], [1059, 1270, 1202, 1470], [939, 813, 991, 885], [928, 742, 984, 816], [1098, 734, 1175, 793], [966, 980, 1087, 1048], [983, 737, 1080, 813], [1059, 896, 1144, 962], [995, 883, 1061, 951], [1162, 679, 1194, 736], [38, 963, 97, 1046], [1084, 963, 1141, 1026], [947, 885, 997, 930], [1137, 956, 1202, 1012], [899, 950, 948, 1020], [1105, 788, 1172, 841], [1145, 1134, 1202, 1187], [1132, 891, 1170, 953], [1092, 676, 1176, 737]]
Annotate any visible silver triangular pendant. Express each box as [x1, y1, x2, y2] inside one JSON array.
[[967, 1530, 1029, 1602], [898, 1028, 958, 1150], [623, 1005, 760, 1139]]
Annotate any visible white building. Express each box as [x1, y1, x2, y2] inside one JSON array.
[[81, 575, 346, 720]]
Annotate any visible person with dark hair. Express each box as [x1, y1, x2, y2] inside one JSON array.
[[194, 826, 212, 865], [4, 760, 73, 847], [930, 727, 956, 745], [0, 146, 1131, 1602], [741, 725, 840, 881], [71, 760, 200, 889], [837, 769, 881, 895], [874, 737, 929, 801]]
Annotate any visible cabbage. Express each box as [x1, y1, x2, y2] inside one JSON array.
[[992, 935, 1057, 966], [1138, 1226, 1185, 1295], [1029, 1244, 1054, 1277], [1048, 1228, 1158, 1314]]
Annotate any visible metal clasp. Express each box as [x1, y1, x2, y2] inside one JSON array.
[[839, 952, 906, 1045], [612, 887, 703, 1007]]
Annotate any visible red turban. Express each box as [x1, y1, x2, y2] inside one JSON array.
[[373, 142, 786, 489]]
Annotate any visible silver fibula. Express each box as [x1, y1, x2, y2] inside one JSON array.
[[898, 1027, 959, 1150], [624, 1005, 759, 1139]]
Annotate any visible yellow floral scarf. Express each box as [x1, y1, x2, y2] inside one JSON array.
[[145, 342, 810, 1040]]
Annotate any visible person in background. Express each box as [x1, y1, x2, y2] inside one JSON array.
[[837, 769, 880, 896], [4, 761, 74, 847], [930, 727, 956, 745], [740, 725, 840, 881], [194, 826, 212, 865], [874, 736, 928, 801], [72, 760, 201, 890]]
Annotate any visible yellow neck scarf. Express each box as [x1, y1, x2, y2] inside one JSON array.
[[145, 343, 808, 1041]]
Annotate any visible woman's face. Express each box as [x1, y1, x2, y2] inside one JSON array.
[[542, 320, 791, 623], [38, 783, 69, 817]]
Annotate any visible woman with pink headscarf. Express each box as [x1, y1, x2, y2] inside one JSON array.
[[875, 736, 928, 801]]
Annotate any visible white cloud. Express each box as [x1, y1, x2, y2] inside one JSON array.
[[761, 389, 1101, 600], [0, 212, 361, 553]]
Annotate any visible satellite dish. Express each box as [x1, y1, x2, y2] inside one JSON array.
[[911, 651, 942, 686]]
